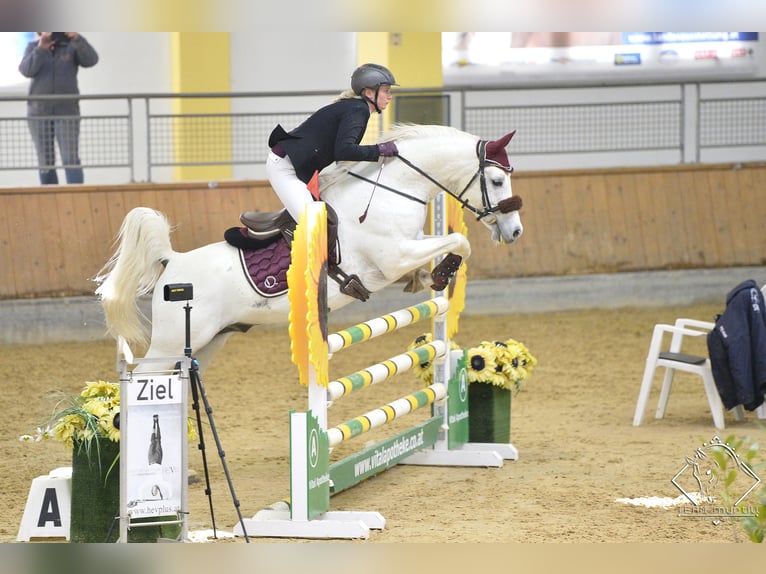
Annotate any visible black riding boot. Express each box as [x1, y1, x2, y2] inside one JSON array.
[[326, 203, 340, 266], [325, 204, 371, 302]]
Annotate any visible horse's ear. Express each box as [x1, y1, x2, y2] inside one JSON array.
[[485, 131, 516, 169], [492, 130, 516, 147]]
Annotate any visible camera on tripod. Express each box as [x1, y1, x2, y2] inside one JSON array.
[[161, 279, 249, 540], [163, 283, 193, 302]]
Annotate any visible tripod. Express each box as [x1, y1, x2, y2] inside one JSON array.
[[181, 301, 250, 543]]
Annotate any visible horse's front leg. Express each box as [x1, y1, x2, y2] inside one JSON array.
[[376, 232, 471, 284]]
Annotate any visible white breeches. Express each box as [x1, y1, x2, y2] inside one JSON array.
[[266, 151, 313, 223]]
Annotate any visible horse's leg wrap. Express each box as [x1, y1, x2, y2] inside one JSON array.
[[328, 266, 371, 302], [430, 252, 463, 291]]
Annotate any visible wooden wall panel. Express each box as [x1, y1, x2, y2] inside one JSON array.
[[18, 193, 48, 295], [604, 174, 640, 271], [2, 196, 23, 296], [1, 166, 765, 300], [707, 170, 737, 266], [0, 196, 17, 297], [616, 172, 647, 271], [691, 169, 718, 266], [53, 193, 78, 292], [738, 168, 763, 262], [676, 166, 705, 267], [588, 174, 614, 269]]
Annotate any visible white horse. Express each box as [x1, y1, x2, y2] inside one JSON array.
[[95, 124, 523, 371]]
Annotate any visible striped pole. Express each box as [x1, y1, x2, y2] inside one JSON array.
[[328, 297, 449, 354], [327, 340, 445, 401], [327, 383, 447, 447]]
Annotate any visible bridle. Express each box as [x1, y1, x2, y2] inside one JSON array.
[[347, 139, 523, 221]]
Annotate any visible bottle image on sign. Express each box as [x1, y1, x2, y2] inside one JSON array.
[[148, 414, 163, 465]]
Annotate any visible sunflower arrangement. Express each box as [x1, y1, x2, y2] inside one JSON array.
[[20, 380, 121, 461], [409, 334, 537, 393], [406, 333, 461, 385]]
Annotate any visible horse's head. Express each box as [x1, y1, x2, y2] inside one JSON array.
[[376, 125, 523, 245], [474, 131, 523, 244]]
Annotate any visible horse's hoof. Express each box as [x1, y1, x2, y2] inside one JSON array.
[[402, 268, 430, 293]]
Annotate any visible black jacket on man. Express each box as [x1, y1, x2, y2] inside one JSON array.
[[268, 97, 381, 184], [707, 279, 766, 411]]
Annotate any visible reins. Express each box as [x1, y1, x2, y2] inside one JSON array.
[[346, 167, 428, 206], [346, 139, 522, 222]]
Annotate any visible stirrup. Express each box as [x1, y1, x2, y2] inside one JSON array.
[[328, 266, 371, 302]]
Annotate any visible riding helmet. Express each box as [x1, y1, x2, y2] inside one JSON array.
[[351, 63, 398, 95]]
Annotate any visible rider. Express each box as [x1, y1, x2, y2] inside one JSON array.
[[239, 64, 399, 301], [264, 62, 399, 226]]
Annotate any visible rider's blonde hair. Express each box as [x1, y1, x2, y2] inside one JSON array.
[[334, 89, 360, 102]]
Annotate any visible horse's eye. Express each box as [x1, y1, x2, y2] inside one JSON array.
[[491, 178, 504, 187]]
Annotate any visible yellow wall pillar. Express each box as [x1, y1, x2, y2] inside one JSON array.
[[170, 32, 232, 181], [356, 33, 443, 137]]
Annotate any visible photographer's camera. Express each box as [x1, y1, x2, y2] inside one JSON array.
[[50, 32, 69, 45]]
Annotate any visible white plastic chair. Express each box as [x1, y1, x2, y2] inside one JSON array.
[[633, 318, 744, 430]]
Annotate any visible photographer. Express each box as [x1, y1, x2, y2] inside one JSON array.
[[18, 32, 99, 185]]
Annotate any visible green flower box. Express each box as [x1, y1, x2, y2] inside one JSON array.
[[70, 440, 180, 543], [468, 383, 511, 443]]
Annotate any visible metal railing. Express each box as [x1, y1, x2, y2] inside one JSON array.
[[1, 80, 766, 184]]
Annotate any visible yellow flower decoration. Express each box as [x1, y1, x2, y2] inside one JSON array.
[[26, 380, 197, 460], [408, 333, 463, 386], [288, 202, 329, 387], [444, 195, 467, 339], [306, 203, 329, 388], [287, 206, 310, 386], [80, 380, 119, 400], [187, 417, 197, 441], [408, 335, 537, 392], [408, 333, 434, 385], [466, 345, 498, 384]]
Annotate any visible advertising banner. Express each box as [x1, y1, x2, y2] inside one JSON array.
[[443, 32, 759, 87]]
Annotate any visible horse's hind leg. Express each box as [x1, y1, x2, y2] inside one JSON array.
[[193, 331, 236, 374]]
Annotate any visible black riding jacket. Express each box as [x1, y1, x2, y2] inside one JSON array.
[[268, 97, 381, 184], [707, 279, 766, 411]]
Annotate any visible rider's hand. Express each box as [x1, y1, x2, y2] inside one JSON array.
[[378, 141, 399, 157]]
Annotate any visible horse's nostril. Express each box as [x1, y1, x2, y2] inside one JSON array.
[[513, 228, 521, 239]]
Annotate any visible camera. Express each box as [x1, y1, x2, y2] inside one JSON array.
[[50, 32, 69, 45], [163, 283, 193, 302]]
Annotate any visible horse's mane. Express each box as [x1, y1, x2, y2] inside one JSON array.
[[321, 123, 474, 189], [378, 123, 472, 144]]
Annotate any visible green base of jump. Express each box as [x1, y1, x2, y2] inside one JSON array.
[[329, 416, 442, 495]]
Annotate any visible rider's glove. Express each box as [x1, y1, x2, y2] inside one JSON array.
[[377, 141, 399, 157]]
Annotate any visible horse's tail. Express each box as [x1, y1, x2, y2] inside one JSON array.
[[94, 207, 174, 351]]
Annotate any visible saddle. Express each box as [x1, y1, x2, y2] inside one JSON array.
[[235, 205, 372, 302], [232, 205, 463, 300], [239, 209, 295, 244]]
